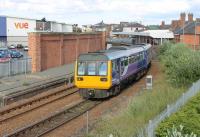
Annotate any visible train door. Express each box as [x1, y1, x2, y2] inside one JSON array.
[[120, 57, 129, 77], [112, 59, 120, 84], [120, 58, 125, 76]]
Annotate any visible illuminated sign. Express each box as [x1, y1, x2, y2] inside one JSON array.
[[14, 22, 29, 29]]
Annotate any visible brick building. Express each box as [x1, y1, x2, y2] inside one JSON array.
[[174, 21, 200, 49]]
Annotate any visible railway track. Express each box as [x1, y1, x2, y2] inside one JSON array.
[[3, 100, 101, 137], [0, 86, 78, 123], [0, 73, 74, 106]]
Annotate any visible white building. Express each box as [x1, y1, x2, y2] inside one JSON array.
[[0, 16, 73, 46]]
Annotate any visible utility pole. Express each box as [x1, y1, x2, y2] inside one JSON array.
[[183, 23, 185, 43], [194, 21, 196, 51]]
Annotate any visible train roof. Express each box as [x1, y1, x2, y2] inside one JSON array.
[[78, 44, 151, 61]]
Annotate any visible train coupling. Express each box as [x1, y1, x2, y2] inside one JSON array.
[[88, 89, 95, 97]]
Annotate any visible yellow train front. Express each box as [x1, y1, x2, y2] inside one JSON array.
[[75, 53, 112, 98]]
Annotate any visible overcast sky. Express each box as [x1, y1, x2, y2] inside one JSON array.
[[0, 0, 199, 26]]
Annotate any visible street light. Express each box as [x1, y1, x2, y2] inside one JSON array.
[[182, 23, 184, 43], [194, 21, 196, 51]]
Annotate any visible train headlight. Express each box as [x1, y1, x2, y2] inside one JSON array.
[[100, 78, 107, 82], [77, 77, 84, 81]]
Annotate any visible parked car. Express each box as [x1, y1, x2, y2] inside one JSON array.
[[23, 46, 29, 51], [0, 48, 10, 58], [16, 44, 23, 49], [9, 50, 23, 58], [0, 48, 11, 62], [8, 44, 17, 49]]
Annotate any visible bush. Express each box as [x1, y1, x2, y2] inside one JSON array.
[[166, 125, 197, 137], [159, 42, 200, 87], [156, 93, 200, 136]]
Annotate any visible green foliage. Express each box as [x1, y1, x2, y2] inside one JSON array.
[[156, 93, 200, 136], [166, 125, 197, 137], [87, 75, 185, 137], [159, 42, 200, 87]]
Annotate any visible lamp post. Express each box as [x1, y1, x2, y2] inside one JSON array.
[[194, 21, 196, 51], [182, 23, 184, 43]]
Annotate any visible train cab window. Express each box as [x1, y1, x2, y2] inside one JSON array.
[[98, 62, 107, 76], [77, 62, 85, 75], [88, 62, 96, 75]]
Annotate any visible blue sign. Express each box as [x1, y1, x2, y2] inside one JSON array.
[[0, 16, 7, 36]]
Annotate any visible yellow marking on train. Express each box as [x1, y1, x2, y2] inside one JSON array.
[[75, 61, 112, 89]]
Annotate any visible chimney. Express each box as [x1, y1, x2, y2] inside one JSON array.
[[180, 12, 186, 22], [161, 21, 165, 26], [188, 13, 193, 22], [180, 12, 186, 27]]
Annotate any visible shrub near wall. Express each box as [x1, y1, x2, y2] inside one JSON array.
[[159, 42, 200, 87]]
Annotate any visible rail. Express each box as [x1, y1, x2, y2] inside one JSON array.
[[3, 100, 101, 137], [0, 72, 74, 106], [0, 87, 78, 123]]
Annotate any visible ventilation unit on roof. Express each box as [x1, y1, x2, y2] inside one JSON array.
[[108, 46, 129, 50]]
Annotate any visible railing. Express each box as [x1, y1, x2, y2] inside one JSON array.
[[0, 58, 32, 78], [136, 79, 200, 137]]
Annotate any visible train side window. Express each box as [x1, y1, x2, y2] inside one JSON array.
[[137, 54, 140, 61], [129, 57, 131, 64], [139, 52, 142, 60], [121, 58, 124, 67], [124, 58, 128, 66], [77, 62, 85, 75]]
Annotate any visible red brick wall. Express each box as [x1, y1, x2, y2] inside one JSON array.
[[28, 32, 106, 72], [177, 34, 200, 50], [180, 34, 200, 45]]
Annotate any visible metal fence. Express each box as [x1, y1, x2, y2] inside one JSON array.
[[0, 58, 32, 78], [136, 79, 200, 137]]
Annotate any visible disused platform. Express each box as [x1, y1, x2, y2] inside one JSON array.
[[0, 63, 74, 107]]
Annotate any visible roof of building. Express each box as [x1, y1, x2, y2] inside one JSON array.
[[112, 22, 146, 32], [144, 30, 174, 38], [123, 22, 145, 28], [0, 15, 37, 21], [146, 25, 160, 30], [174, 21, 200, 35], [93, 20, 108, 27], [112, 26, 123, 32], [112, 29, 174, 39], [160, 24, 171, 30], [0, 15, 72, 25]]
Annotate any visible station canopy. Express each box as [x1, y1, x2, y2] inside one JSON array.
[[112, 29, 174, 39]]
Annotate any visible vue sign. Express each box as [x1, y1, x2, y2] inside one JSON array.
[[14, 22, 29, 29]]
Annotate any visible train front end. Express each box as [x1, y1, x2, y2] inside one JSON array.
[[75, 54, 112, 98]]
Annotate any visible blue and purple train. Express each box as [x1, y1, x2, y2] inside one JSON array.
[[75, 44, 152, 98]]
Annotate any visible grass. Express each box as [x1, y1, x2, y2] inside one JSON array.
[[22, 82, 30, 86], [156, 91, 200, 136], [86, 72, 186, 137]]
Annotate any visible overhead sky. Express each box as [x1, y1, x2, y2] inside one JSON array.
[[0, 0, 199, 26]]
